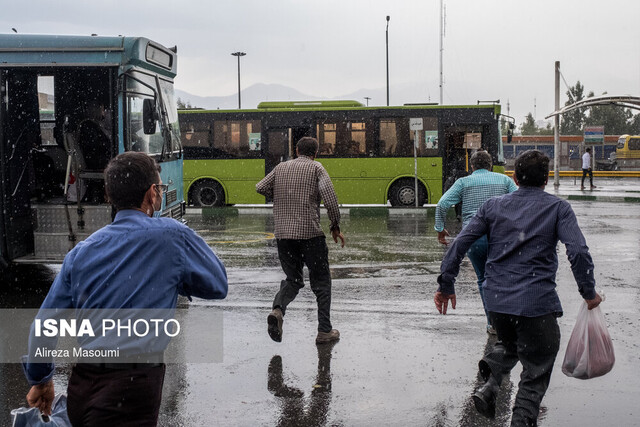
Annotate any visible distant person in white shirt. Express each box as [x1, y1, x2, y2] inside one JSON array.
[[581, 147, 596, 190]]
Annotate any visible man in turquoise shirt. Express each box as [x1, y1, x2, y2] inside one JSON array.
[[434, 150, 517, 333]]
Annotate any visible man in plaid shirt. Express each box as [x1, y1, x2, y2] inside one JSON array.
[[435, 150, 517, 334], [256, 137, 345, 344]]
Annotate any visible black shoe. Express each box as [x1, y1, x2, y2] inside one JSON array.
[[316, 329, 340, 344], [267, 308, 283, 342], [473, 376, 499, 419]]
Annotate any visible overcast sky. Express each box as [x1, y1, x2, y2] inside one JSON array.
[[3, 0, 639, 125]]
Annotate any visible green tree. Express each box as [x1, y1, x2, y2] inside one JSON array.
[[539, 122, 554, 135], [585, 91, 634, 134], [560, 81, 587, 134], [518, 113, 554, 135], [176, 97, 195, 110], [520, 113, 538, 135], [630, 113, 640, 134]]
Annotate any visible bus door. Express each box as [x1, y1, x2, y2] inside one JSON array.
[[442, 129, 468, 186], [443, 126, 487, 187], [265, 126, 309, 175], [0, 70, 38, 262]]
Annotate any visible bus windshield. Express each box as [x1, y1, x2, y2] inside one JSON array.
[[125, 73, 180, 156]]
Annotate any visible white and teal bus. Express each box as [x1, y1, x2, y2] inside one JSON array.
[[0, 34, 184, 266]]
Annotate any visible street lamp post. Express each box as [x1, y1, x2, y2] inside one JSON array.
[[386, 16, 390, 107], [364, 96, 371, 106], [231, 51, 246, 109]]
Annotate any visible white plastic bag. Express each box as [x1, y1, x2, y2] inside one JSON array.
[[562, 301, 615, 379], [11, 393, 71, 427]]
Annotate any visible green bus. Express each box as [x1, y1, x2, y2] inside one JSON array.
[[179, 101, 506, 207], [0, 34, 183, 266]]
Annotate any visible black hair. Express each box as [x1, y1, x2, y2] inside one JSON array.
[[296, 137, 319, 157], [514, 149, 549, 187], [104, 152, 161, 211], [585, 147, 592, 153], [470, 150, 492, 171]]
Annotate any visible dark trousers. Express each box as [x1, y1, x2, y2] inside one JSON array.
[[274, 236, 332, 332], [479, 312, 560, 426], [581, 168, 593, 186], [67, 363, 165, 427]]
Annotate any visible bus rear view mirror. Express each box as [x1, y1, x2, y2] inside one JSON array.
[[143, 99, 158, 134], [507, 122, 515, 143]]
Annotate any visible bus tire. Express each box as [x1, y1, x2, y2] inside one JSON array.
[[388, 179, 426, 207], [190, 180, 225, 207]]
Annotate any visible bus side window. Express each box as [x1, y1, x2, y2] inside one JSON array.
[[37, 76, 56, 146], [379, 119, 398, 157], [319, 142, 333, 155], [316, 122, 336, 156]]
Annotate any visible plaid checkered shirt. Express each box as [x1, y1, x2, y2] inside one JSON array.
[[256, 156, 340, 239], [435, 169, 517, 232]]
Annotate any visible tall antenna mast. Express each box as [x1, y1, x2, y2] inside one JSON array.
[[439, 0, 444, 104]]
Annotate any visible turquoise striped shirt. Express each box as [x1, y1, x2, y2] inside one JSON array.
[[434, 169, 517, 232]]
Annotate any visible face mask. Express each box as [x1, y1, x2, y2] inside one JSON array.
[[153, 189, 166, 218]]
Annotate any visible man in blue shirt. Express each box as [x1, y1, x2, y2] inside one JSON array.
[[24, 152, 228, 425], [434, 150, 602, 426], [435, 150, 517, 334]]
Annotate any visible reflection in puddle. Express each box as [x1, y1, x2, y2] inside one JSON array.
[[268, 341, 338, 426], [458, 335, 515, 426], [185, 211, 449, 269]]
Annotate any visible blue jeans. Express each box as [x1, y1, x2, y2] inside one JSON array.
[[466, 235, 491, 326]]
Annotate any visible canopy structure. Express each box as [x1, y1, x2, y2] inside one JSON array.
[[546, 95, 640, 119]]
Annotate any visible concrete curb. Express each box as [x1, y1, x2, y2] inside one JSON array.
[[564, 195, 640, 203], [186, 206, 434, 216], [185, 194, 640, 217]]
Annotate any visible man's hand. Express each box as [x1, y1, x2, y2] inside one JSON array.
[[437, 229, 450, 245], [27, 380, 54, 416], [434, 291, 456, 314], [585, 292, 602, 310], [332, 229, 345, 248]]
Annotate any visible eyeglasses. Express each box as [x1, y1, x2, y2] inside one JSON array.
[[155, 184, 169, 196]]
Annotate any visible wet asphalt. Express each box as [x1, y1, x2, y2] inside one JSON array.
[[1, 177, 639, 426]]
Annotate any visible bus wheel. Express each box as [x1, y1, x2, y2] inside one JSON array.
[[388, 179, 426, 207], [191, 180, 225, 207]]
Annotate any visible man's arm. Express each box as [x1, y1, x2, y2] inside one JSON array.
[[23, 255, 75, 413], [435, 203, 489, 312], [317, 165, 342, 242], [256, 169, 275, 198], [434, 179, 463, 234], [179, 227, 228, 300], [556, 202, 597, 302]]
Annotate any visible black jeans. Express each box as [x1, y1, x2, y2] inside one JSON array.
[[479, 312, 560, 427], [273, 236, 332, 332], [581, 168, 593, 186], [67, 363, 165, 426]]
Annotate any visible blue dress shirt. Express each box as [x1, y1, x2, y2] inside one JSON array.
[[437, 187, 596, 317], [25, 210, 228, 384]]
